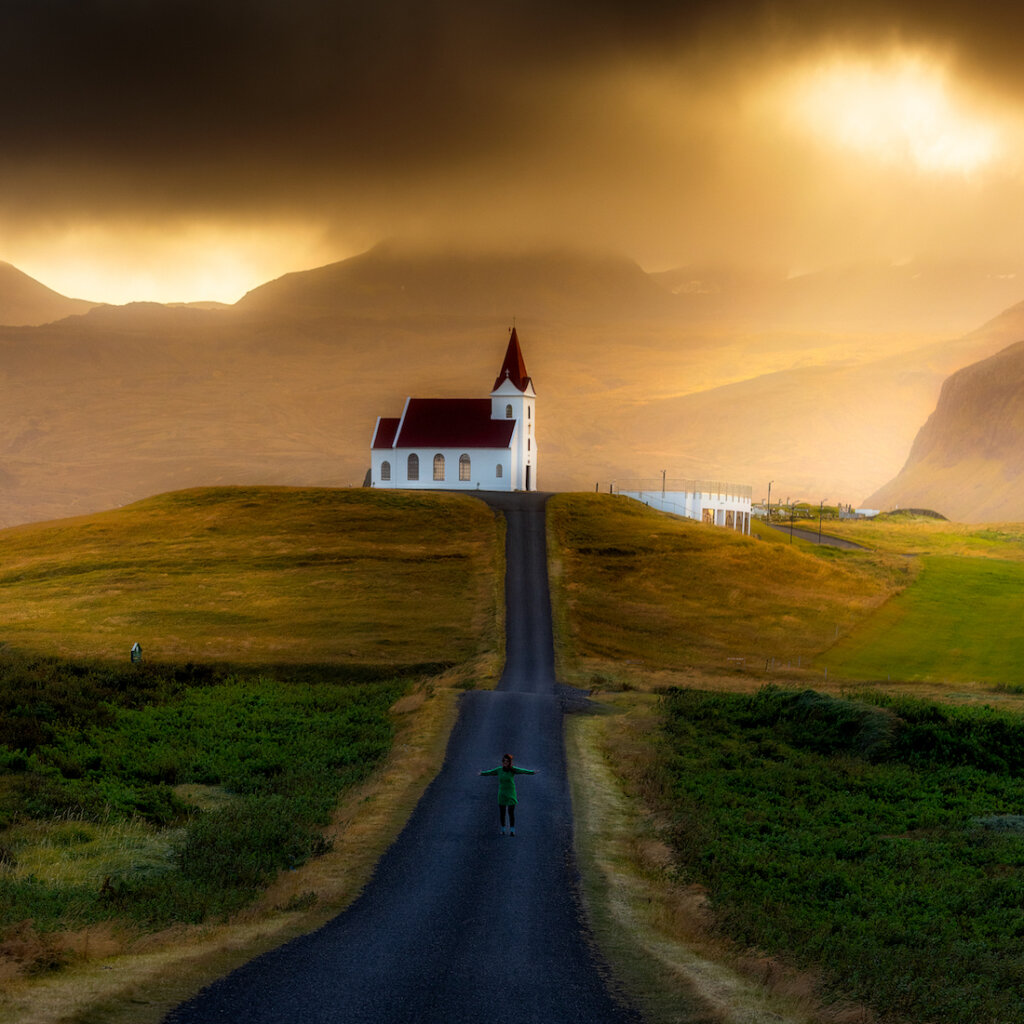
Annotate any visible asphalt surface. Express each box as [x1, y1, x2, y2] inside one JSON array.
[[766, 522, 866, 549], [164, 492, 641, 1024]]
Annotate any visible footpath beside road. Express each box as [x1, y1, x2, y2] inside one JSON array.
[[163, 492, 641, 1024]]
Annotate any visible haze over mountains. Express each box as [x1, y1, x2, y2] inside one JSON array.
[[867, 332, 1024, 522], [0, 261, 96, 326], [2, 243, 1024, 527]]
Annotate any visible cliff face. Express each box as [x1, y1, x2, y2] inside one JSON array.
[[867, 339, 1024, 521]]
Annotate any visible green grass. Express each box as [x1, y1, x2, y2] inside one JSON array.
[[0, 486, 504, 962], [0, 669, 406, 932], [657, 686, 1024, 1024], [820, 555, 1024, 684]]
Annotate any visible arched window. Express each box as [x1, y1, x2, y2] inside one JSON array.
[[459, 454, 471, 481], [433, 454, 445, 481], [527, 406, 531, 419], [381, 460, 391, 481], [496, 464, 503, 478], [407, 453, 419, 481], [505, 404, 513, 418]]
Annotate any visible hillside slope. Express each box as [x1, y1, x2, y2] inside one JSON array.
[[0, 261, 97, 325], [866, 339, 1024, 521]]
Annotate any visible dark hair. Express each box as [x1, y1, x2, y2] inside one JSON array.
[[502, 753, 513, 766]]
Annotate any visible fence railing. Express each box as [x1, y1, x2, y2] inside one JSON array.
[[610, 479, 753, 500]]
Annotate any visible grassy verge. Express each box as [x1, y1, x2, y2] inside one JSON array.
[[0, 487, 503, 1017]]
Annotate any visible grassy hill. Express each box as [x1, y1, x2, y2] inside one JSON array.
[[0, 486, 502, 668], [0, 487, 503, 1013], [546, 492, 906, 688], [551, 495, 1024, 1024]]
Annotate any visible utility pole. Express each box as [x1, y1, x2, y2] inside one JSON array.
[[661, 469, 666, 499], [819, 499, 828, 544], [767, 480, 773, 523]]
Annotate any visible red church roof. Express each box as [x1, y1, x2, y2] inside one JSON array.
[[387, 399, 516, 449], [492, 327, 532, 392], [371, 417, 400, 449]]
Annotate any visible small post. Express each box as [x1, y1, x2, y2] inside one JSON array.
[[130, 642, 142, 663]]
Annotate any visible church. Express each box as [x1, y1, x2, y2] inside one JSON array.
[[369, 328, 538, 492]]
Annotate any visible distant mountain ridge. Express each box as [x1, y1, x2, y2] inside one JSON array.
[[237, 243, 677, 321], [2, 245, 1024, 527], [866, 337, 1024, 521], [0, 261, 97, 326]]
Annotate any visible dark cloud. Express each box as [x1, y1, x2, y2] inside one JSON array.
[[4, 1, 1017, 170], [3, 0, 1024, 290]]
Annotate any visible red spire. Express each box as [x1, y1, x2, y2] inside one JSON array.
[[492, 327, 531, 392]]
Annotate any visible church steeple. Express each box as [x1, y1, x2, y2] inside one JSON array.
[[492, 327, 532, 393]]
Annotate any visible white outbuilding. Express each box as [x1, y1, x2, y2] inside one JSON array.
[[370, 328, 538, 491]]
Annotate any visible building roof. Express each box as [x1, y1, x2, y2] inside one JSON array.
[[371, 417, 400, 449], [384, 399, 516, 449], [492, 327, 532, 393]]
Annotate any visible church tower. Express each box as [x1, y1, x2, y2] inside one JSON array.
[[490, 327, 537, 491]]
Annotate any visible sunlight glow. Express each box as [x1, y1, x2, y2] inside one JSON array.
[[14, 222, 337, 305], [784, 54, 1001, 175]]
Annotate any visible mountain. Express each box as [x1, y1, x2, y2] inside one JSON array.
[[604, 299, 1024, 504], [2, 247, 1024, 528], [237, 243, 677, 321], [865, 336, 1024, 521], [0, 261, 97, 326]]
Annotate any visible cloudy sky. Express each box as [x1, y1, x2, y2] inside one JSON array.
[[4, 0, 1024, 303]]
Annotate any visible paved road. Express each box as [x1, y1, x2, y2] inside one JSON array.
[[766, 522, 866, 549], [164, 492, 641, 1024]]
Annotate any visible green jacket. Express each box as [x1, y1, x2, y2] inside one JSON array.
[[480, 765, 535, 805]]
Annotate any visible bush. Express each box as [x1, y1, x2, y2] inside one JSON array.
[[657, 686, 1024, 1024]]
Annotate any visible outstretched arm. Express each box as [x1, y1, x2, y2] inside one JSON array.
[[512, 767, 537, 775], [479, 767, 499, 776]]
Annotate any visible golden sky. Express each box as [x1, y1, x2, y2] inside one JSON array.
[[3, 0, 1024, 303]]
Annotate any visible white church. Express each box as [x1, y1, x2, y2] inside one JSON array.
[[369, 328, 538, 491]]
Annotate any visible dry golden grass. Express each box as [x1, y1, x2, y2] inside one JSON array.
[[0, 486, 502, 667], [547, 493, 904, 691], [553, 495, 1024, 1023], [0, 487, 505, 1022]]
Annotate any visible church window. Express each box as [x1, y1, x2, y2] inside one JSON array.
[[528, 406, 531, 419], [496, 464, 503, 478], [505, 404, 513, 418], [407, 453, 419, 481], [459, 454, 471, 481], [381, 460, 391, 481], [527, 439, 530, 451], [433, 454, 445, 481]]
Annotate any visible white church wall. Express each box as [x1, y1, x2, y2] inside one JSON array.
[[371, 448, 512, 491]]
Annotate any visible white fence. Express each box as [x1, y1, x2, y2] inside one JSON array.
[[613, 478, 752, 535]]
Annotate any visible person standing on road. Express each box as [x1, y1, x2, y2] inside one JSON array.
[[480, 754, 536, 836]]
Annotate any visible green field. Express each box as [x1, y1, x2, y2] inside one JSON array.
[[820, 554, 1024, 684], [549, 495, 1024, 1024], [658, 686, 1024, 1024], [0, 487, 502, 980]]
